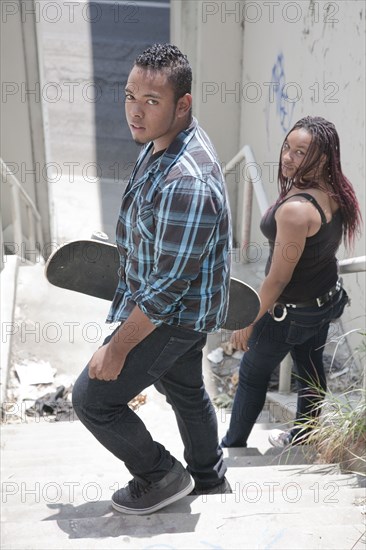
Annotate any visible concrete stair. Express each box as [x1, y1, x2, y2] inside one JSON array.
[[1, 390, 365, 550]]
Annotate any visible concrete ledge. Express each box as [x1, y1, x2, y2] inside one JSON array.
[[266, 391, 297, 425], [0, 255, 20, 405]]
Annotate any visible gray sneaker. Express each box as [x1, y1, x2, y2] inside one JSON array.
[[268, 429, 293, 448], [112, 460, 194, 515], [268, 429, 309, 448]]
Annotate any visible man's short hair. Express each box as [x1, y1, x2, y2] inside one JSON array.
[[134, 43, 192, 102]]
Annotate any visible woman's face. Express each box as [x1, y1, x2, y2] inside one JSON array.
[[280, 128, 313, 180]]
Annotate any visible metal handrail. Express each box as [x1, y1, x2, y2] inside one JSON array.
[[1, 158, 43, 267], [224, 145, 268, 257], [339, 256, 366, 274], [223, 145, 269, 215]]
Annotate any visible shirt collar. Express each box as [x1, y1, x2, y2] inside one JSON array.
[[135, 117, 197, 179]]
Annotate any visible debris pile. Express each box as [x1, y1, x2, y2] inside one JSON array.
[[207, 336, 361, 410], [2, 358, 147, 424]]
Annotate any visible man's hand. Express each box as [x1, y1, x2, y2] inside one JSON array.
[[88, 305, 156, 381], [88, 343, 126, 381], [230, 325, 254, 352]]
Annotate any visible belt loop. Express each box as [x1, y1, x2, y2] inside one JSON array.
[[271, 303, 288, 322]]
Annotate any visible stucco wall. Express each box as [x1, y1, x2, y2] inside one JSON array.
[[171, 0, 244, 220], [238, 1, 365, 242], [1, 0, 51, 253], [171, 0, 365, 351], [239, 0, 365, 349], [1, 1, 34, 199]]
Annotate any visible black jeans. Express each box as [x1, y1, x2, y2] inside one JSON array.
[[72, 323, 226, 486], [222, 289, 349, 447]]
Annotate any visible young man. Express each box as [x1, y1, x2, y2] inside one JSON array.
[[72, 44, 232, 515]]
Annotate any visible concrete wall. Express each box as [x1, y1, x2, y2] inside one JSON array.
[[37, 0, 170, 239], [171, 0, 244, 222], [1, 0, 51, 253], [171, 0, 365, 352]]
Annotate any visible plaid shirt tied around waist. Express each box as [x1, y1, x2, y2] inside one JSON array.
[[107, 117, 232, 333]]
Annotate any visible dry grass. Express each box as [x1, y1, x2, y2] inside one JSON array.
[[305, 387, 366, 475]]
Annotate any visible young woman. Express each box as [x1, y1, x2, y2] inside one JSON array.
[[222, 115, 362, 448]]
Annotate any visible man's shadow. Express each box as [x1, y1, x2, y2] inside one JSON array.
[[44, 499, 200, 540]]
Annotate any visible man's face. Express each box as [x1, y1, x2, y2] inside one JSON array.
[[125, 65, 183, 152]]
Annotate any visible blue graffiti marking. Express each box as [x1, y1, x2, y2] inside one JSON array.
[[266, 52, 297, 145]]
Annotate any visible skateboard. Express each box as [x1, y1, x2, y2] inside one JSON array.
[[45, 239, 260, 330]]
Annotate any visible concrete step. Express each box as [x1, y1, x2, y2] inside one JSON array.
[[0, 394, 285, 468], [3, 470, 363, 515], [1, 396, 364, 550], [1, 443, 319, 471], [2, 514, 364, 550], [2, 479, 364, 522]]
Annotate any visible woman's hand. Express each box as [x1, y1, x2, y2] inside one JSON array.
[[230, 325, 254, 352]]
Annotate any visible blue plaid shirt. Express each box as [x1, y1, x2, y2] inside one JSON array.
[[107, 117, 232, 333]]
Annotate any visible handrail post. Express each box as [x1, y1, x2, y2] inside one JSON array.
[[279, 354, 292, 394], [10, 179, 23, 253], [2, 158, 44, 263], [242, 176, 253, 263], [27, 205, 37, 261], [223, 145, 269, 265], [36, 218, 44, 255], [0, 209, 4, 272]]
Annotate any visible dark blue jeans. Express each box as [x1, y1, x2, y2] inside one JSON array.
[[72, 323, 226, 486], [222, 289, 349, 447]]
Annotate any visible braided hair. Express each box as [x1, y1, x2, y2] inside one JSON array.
[[278, 116, 362, 248], [134, 43, 192, 103]]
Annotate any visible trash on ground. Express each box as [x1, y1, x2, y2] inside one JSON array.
[[14, 360, 56, 386], [213, 393, 233, 408], [207, 347, 224, 363], [26, 385, 74, 421], [3, 359, 147, 423]]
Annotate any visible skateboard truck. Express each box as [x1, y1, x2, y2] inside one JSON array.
[[91, 231, 110, 242]]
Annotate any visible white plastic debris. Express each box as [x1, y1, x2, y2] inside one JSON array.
[[207, 347, 224, 364], [14, 360, 56, 386], [329, 366, 350, 380]]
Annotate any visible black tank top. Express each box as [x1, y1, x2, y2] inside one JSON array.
[[260, 192, 343, 302]]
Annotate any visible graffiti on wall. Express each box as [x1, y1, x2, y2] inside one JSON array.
[[265, 53, 297, 147]]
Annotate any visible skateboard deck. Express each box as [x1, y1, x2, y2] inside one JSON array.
[[45, 240, 260, 330]]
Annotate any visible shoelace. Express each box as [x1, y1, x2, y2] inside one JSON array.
[[128, 477, 151, 500]]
